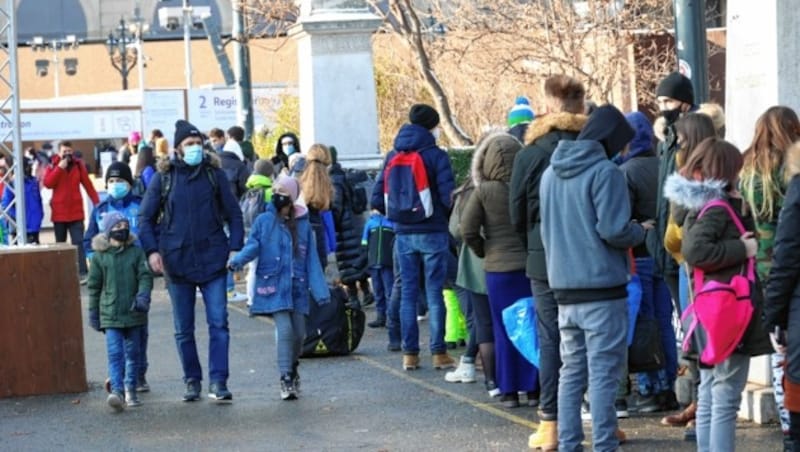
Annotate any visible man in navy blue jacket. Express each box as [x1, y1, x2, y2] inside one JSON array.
[[371, 104, 456, 371], [138, 120, 244, 403]]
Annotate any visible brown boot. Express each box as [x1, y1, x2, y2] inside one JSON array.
[[661, 401, 697, 427], [432, 352, 456, 369], [403, 354, 420, 371], [528, 420, 557, 451], [616, 428, 627, 444]]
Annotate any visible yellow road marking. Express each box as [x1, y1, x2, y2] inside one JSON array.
[[228, 303, 538, 431]]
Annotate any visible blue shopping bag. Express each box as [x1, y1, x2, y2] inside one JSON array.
[[502, 296, 539, 368], [627, 274, 642, 346]]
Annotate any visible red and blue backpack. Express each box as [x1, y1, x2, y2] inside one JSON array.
[[383, 150, 433, 223]]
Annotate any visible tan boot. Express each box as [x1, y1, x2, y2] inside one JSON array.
[[616, 428, 627, 444], [432, 352, 456, 369], [528, 420, 557, 451], [403, 354, 420, 370]]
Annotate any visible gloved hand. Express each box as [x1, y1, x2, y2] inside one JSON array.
[[131, 293, 151, 313], [89, 309, 101, 332], [227, 259, 243, 272]]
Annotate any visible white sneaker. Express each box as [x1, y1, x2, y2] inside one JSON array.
[[444, 356, 476, 383], [227, 291, 248, 303]]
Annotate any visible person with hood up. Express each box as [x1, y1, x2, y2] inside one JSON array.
[[138, 119, 244, 404], [540, 104, 649, 452], [272, 132, 300, 175]]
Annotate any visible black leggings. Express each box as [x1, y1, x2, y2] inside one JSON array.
[[54, 220, 87, 275]]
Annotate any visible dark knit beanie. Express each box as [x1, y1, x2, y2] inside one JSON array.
[[173, 119, 203, 147], [101, 211, 128, 233], [105, 161, 133, 186], [409, 104, 440, 130], [329, 146, 338, 165], [253, 159, 274, 178], [656, 72, 695, 106]]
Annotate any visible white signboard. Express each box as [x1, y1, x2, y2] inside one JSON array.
[[142, 90, 186, 148], [186, 86, 292, 133], [0, 109, 141, 141]]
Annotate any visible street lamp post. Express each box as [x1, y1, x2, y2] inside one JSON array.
[[183, 0, 193, 90], [129, 5, 149, 94], [29, 35, 79, 97], [106, 18, 138, 91]]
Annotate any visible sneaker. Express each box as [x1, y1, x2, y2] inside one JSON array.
[[367, 316, 386, 328], [581, 401, 592, 421], [136, 375, 150, 393], [125, 389, 141, 407], [403, 354, 420, 370], [104, 378, 112, 394], [182, 379, 201, 402], [107, 392, 125, 412], [209, 382, 233, 403], [501, 392, 520, 408], [227, 291, 248, 303], [362, 293, 375, 307], [615, 398, 629, 419], [387, 343, 401, 352], [432, 352, 456, 370], [444, 356, 476, 383], [485, 380, 501, 398], [526, 391, 540, 408], [79, 274, 89, 286], [280, 374, 297, 400], [417, 313, 428, 322]]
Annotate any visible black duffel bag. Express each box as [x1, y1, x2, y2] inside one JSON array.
[[301, 286, 366, 357]]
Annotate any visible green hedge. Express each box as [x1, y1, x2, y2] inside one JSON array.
[[447, 147, 475, 187]]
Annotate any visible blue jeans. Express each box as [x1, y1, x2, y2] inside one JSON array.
[[558, 299, 628, 452], [167, 274, 230, 384], [635, 257, 678, 396], [106, 326, 144, 393], [226, 271, 235, 293], [371, 266, 394, 318], [531, 278, 561, 420], [396, 232, 448, 355], [696, 353, 750, 452]]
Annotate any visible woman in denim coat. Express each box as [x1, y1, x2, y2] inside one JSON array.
[[228, 175, 329, 401]]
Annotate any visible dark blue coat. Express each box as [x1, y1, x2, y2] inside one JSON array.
[[1, 176, 43, 234], [371, 124, 454, 234], [138, 153, 244, 284]]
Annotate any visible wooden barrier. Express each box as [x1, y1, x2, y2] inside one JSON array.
[[0, 244, 87, 398]]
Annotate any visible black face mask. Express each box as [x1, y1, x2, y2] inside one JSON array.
[[272, 193, 292, 211], [661, 108, 681, 125], [109, 229, 130, 243]]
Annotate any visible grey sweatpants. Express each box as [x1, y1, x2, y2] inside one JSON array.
[[273, 310, 306, 376]]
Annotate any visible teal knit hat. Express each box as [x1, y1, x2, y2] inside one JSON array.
[[507, 96, 535, 127]]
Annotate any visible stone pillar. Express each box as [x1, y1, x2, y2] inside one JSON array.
[[290, 2, 383, 168], [726, 0, 800, 423]]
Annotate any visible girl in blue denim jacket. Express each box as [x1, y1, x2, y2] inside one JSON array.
[[228, 175, 329, 401]]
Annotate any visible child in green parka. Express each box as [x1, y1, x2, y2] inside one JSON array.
[[88, 211, 153, 412]]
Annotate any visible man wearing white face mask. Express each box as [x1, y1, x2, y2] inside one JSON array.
[[138, 119, 244, 404]]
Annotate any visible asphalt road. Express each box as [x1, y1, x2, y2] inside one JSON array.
[[0, 277, 785, 451]]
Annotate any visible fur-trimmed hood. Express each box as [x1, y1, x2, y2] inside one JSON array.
[[524, 112, 587, 144], [663, 173, 728, 211], [156, 150, 222, 173], [470, 131, 521, 186], [653, 116, 668, 142], [91, 231, 138, 252]]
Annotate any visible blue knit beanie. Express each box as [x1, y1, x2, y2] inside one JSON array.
[[507, 96, 535, 127]]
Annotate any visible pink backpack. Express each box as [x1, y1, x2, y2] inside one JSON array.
[[681, 199, 755, 366]]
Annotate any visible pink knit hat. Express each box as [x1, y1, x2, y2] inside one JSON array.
[[129, 131, 142, 144]]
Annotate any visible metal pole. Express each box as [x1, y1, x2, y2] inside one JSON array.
[[673, 0, 709, 103], [232, 0, 253, 138], [183, 0, 193, 90], [137, 37, 145, 93], [7, 0, 26, 242], [52, 45, 60, 97], [120, 20, 129, 90]]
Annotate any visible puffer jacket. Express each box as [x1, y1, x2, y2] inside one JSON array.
[[229, 203, 329, 316], [765, 145, 800, 383], [330, 163, 367, 283], [665, 174, 772, 358], [509, 112, 587, 280], [87, 233, 152, 329], [449, 180, 486, 295], [43, 155, 100, 222], [84, 192, 142, 258], [461, 132, 526, 272], [138, 152, 244, 284]]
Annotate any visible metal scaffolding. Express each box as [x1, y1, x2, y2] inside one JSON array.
[[0, 0, 26, 245]]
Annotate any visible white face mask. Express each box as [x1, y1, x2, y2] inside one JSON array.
[[432, 127, 441, 140]]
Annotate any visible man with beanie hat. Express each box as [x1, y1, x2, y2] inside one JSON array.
[[139, 118, 244, 404], [539, 104, 651, 452], [507, 96, 535, 142], [371, 103, 457, 371]]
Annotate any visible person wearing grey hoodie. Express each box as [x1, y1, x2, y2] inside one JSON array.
[[540, 105, 650, 452]]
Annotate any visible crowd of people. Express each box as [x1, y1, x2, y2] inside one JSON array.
[[3, 69, 800, 452]]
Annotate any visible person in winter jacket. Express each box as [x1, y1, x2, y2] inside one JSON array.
[[540, 104, 647, 452], [461, 131, 538, 408], [1, 156, 43, 244], [371, 103, 457, 371], [508, 74, 586, 450], [765, 141, 800, 452], [664, 137, 771, 452], [219, 140, 249, 200], [87, 211, 153, 411], [740, 106, 800, 448], [138, 119, 244, 404], [506, 96, 535, 142], [361, 211, 395, 328], [43, 140, 100, 281], [228, 175, 329, 401], [272, 132, 300, 175]]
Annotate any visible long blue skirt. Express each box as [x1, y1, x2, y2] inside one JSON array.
[[486, 270, 539, 394]]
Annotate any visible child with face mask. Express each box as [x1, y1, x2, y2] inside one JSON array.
[[87, 211, 153, 412], [227, 175, 329, 401]]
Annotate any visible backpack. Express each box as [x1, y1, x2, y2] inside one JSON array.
[[239, 187, 267, 229], [301, 286, 366, 357], [681, 199, 755, 366], [383, 150, 433, 223], [345, 168, 372, 215]]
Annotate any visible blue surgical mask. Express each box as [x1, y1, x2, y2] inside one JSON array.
[[109, 181, 130, 200], [284, 144, 296, 156], [183, 144, 204, 166]]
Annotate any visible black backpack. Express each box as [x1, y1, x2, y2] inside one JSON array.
[[239, 187, 267, 229], [301, 286, 366, 357], [344, 168, 372, 215]]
